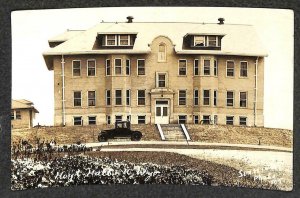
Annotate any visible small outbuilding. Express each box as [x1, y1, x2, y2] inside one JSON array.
[[11, 99, 39, 129]]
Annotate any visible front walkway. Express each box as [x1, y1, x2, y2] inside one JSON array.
[[85, 141, 292, 152]]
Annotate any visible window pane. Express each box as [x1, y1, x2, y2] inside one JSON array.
[[194, 36, 205, 46], [88, 60, 96, 76], [208, 36, 217, 46], [138, 116, 146, 124], [178, 115, 186, 124], [202, 115, 210, 124], [204, 60, 210, 75], [226, 116, 234, 125], [227, 61, 234, 76], [179, 60, 186, 75], [194, 59, 199, 75], [106, 60, 111, 75], [138, 60, 145, 75], [88, 116, 96, 125], [163, 107, 168, 116], [240, 62, 248, 77], [73, 61, 81, 76], [156, 107, 161, 116]]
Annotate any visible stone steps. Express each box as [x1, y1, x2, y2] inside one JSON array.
[[160, 124, 187, 141]]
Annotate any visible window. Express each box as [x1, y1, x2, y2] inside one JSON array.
[[115, 90, 122, 105], [207, 36, 217, 46], [157, 73, 166, 88], [203, 60, 210, 75], [106, 59, 111, 75], [87, 60, 96, 76], [106, 90, 111, 106], [194, 59, 199, 76], [126, 59, 130, 75], [72, 60, 81, 76], [106, 115, 111, 125], [74, 116, 82, 126], [203, 90, 210, 105], [158, 43, 166, 62], [127, 115, 131, 122], [194, 36, 205, 46], [178, 115, 187, 124], [74, 91, 81, 107], [226, 116, 234, 125], [178, 60, 187, 75], [239, 117, 247, 126], [194, 115, 199, 124], [178, 90, 186, 105], [194, 89, 199, 106], [240, 62, 248, 77], [214, 60, 218, 76], [240, 92, 247, 108], [114, 59, 122, 75], [16, 111, 21, 120], [226, 61, 235, 77], [126, 89, 131, 106], [119, 35, 130, 46], [88, 116, 96, 125], [115, 115, 122, 122], [202, 115, 210, 124], [227, 91, 234, 107], [106, 35, 117, 46], [137, 59, 145, 75], [137, 90, 146, 105], [213, 90, 217, 106], [88, 91, 96, 106], [138, 116, 146, 124], [11, 111, 15, 120]]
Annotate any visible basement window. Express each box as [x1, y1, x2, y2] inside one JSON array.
[[115, 115, 122, 122], [106, 115, 111, 125], [74, 116, 82, 126], [11, 111, 15, 120], [193, 115, 199, 124], [226, 116, 234, 125], [202, 115, 210, 124], [239, 117, 247, 126], [88, 116, 96, 125], [178, 115, 187, 124], [138, 116, 146, 124]]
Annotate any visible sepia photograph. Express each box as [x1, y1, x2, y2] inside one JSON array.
[[10, 7, 293, 192]]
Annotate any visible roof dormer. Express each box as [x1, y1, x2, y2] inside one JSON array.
[[96, 33, 137, 49], [183, 34, 225, 50]]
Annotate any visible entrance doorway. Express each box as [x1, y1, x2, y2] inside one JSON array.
[[155, 100, 169, 124]]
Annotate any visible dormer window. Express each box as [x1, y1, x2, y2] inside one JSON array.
[[106, 35, 117, 46], [98, 33, 137, 49], [186, 34, 223, 50], [194, 36, 205, 46], [119, 35, 130, 46]]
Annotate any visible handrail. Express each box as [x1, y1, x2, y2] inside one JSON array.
[[156, 124, 165, 141], [180, 124, 191, 141]]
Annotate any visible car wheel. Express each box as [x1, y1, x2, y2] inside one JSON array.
[[131, 132, 141, 141], [98, 135, 107, 142]]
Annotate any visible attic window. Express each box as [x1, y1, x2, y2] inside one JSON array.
[[192, 35, 221, 47], [194, 36, 205, 46], [106, 35, 117, 46], [119, 35, 130, 46]]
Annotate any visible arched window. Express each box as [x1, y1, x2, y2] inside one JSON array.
[[158, 43, 166, 62]]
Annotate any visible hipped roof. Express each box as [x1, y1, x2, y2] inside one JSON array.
[[43, 22, 268, 70], [12, 100, 39, 113]]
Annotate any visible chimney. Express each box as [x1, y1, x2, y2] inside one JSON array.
[[127, 16, 134, 23], [218, 18, 225, 25]]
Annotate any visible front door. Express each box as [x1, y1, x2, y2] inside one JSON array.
[[155, 100, 169, 124]]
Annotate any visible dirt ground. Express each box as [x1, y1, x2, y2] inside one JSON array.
[[11, 124, 292, 148]]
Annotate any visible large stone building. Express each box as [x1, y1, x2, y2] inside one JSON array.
[[11, 99, 39, 129], [43, 17, 266, 127]]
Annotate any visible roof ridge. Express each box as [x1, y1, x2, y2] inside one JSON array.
[[99, 21, 253, 26]]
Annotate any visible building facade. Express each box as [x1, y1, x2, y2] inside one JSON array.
[[43, 18, 266, 127], [11, 100, 39, 129]]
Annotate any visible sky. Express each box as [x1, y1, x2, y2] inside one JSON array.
[[11, 7, 294, 130]]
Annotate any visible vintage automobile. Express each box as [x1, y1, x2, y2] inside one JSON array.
[[98, 121, 142, 142]]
